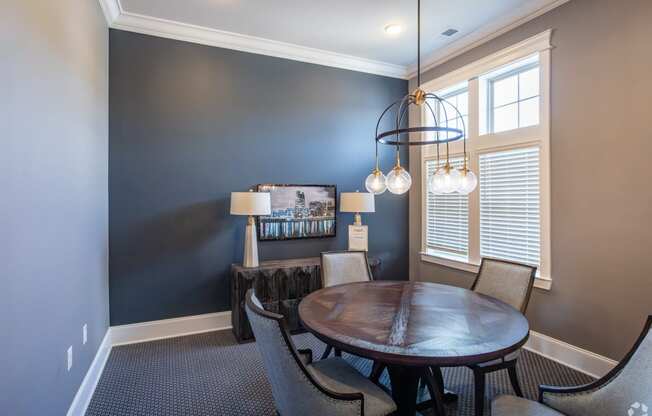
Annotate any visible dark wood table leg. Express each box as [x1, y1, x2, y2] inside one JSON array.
[[387, 366, 421, 416], [423, 367, 447, 416], [432, 366, 459, 403], [416, 367, 458, 413]]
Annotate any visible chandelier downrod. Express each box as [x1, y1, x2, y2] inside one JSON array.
[[417, 0, 421, 87]]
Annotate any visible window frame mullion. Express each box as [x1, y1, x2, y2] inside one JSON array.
[[467, 77, 481, 265]]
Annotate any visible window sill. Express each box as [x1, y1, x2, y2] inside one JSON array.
[[420, 252, 552, 291]]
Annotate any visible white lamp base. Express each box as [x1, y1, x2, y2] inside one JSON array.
[[243, 216, 259, 268]]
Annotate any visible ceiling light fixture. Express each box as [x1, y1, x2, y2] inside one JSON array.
[[384, 24, 402, 35], [365, 0, 477, 196]]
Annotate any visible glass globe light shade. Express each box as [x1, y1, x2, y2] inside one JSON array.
[[386, 166, 412, 195], [365, 169, 387, 195], [428, 168, 445, 194], [435, 165, 462, 193], [458, 169, 478, 195]]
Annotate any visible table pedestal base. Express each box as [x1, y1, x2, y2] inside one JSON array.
[[387, 365, 449, 416]]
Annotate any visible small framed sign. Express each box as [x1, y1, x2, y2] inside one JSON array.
[[348, 225, 368, 251]]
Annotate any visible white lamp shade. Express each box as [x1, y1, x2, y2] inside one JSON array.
[[230, 192, 271, 216], [340, 192, 375, 213]]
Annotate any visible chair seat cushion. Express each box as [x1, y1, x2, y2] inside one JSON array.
[[492, 395, 566, 416], [308, 357, 396, 416], [476, 349, 520, 367]]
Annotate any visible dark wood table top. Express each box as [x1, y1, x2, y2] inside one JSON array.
[[299, 281, 529, 367]]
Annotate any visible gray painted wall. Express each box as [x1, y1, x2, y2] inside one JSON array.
[[0, 1, 109, 414], [109, 30, 409, 325], [409, 0, 652, 360]]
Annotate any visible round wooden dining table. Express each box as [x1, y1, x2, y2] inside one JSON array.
[[298, 281, 529, 416]]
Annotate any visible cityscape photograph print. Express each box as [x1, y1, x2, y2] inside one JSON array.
[[256, 184, 336, 240]]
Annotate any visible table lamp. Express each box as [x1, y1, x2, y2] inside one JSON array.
[[340, 191, 375, 251], [230, 190, 271, 268]]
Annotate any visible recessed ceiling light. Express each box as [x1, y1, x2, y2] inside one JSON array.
[[384, 24, 402, 36]]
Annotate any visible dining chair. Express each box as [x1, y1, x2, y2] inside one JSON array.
[[320, 251, 373, 360], [245, 289, 397, 416], [321, 250, 373, 287], [492, 315, 652, 416], [425, 257, 537, 416]]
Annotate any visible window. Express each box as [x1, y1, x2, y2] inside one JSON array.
[[486, 57, 540, 133], [480, 147, 540, 266], [425, 157, 468, 257], [437, 88, 469, 140], [420, 30, 551, 289]]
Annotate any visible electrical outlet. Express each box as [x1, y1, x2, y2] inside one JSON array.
[[83, 324, 87, 345], [67, 346, 73, 371]]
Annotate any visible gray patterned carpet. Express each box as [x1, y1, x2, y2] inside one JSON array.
[[86, 330, 593, 415]]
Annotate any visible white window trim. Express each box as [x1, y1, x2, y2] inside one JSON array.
[[419, 251, 552, 290], [419, 30, 552, 291]]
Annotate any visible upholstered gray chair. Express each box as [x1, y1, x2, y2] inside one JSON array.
[[321, 250, 373, 288], [245, 289, 396, 416], [320, 251, 373, 360], [493, 315, 652, 416], [425, 257, 537, 416]]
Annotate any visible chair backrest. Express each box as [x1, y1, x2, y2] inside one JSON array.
[[244, 290, 363, 416], [472, 258, 536, 312], [542, 316, 652, 416], [321, 251, 372, 288]]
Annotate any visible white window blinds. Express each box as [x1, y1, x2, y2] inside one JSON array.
[[425, 158, 468, 257], [479, 147, 540, 266]]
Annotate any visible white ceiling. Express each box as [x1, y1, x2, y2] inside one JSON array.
[[104, 0, 567, 78]]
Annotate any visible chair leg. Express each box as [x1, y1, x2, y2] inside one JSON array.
[[334, 348, 342, 357], [320, 345, 332, 360], [369, 361, 385, 383], [473, 368, 486, 416], [507, 361, 524, 397]]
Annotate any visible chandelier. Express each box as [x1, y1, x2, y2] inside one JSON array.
[[365, 0, 478, 196]]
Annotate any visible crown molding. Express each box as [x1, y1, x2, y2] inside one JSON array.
[[420, 29, 552, 92], [406, 0, 570, 79], [98, 0, 121, 25], [97, 0, 407, 79], [99, 0, 570, 81]]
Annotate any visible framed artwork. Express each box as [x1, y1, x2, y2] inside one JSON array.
[[256, 184, 337, 240]]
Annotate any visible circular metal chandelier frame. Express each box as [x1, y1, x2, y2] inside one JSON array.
[[374, 92, 466, 146], [373, 0, 467, 150]]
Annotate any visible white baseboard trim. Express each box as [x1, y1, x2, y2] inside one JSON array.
[[110, 311, 232, 346], [66, 330, 112, 416], [524, 330, 618, 379], [67, 311, 617, 415], [67, 311, 232, 415]]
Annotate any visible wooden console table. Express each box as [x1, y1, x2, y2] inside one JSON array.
[[231, 256, 380, 342]]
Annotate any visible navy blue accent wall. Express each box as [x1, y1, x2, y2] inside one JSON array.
[[109, 30, 409, 325]]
